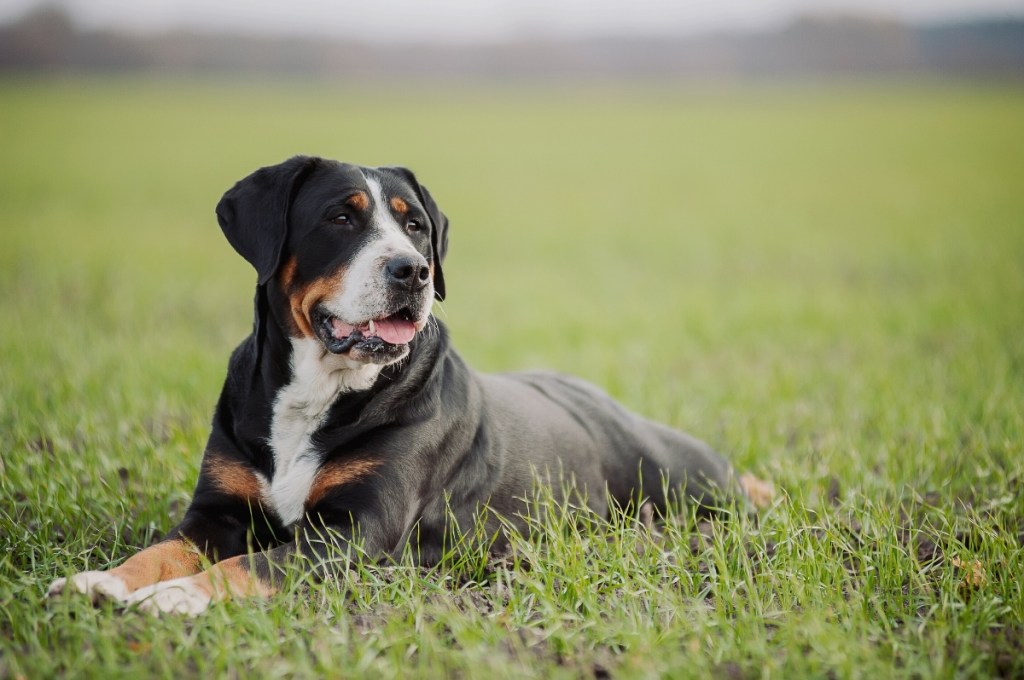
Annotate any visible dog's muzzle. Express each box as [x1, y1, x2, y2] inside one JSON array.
[[312, 305, 425, 358]]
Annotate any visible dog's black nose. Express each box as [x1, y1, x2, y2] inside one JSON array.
[[386, 255, 431, 292]]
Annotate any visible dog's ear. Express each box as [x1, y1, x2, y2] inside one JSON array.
[[419, 182, 449, 302], [387, 167, 450, 301], [216, 155, 317, 285]]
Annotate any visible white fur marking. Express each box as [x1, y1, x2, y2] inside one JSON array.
[[127, 577, 211, 617], [366, 175, 413, 242], [267, 337, 382, 525], [266, 172, 430, 526], [47, 571, 130, 602], [325, 175, 425, 323]]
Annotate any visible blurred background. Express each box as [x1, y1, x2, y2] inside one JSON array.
[[2, 0, 1023, 79], [1, 0, 1022, 489], [3, 7, 1023, 674]]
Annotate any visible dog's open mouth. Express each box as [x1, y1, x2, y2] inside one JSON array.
[[313, 306, 422, 357]]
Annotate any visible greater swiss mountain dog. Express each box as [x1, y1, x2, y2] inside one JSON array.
[[48, 156, 772, 615]]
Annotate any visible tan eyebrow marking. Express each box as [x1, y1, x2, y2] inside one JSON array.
[[390, 196, 408, 215], [346, 192, 369, 211]]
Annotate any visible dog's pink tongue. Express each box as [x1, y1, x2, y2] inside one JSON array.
[[374, 318, 416, 345]]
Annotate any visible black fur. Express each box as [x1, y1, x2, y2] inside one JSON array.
[[169, 156, 742, 584], [217, 155, 318, 286]]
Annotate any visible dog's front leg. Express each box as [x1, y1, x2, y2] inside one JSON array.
[[120, 550, 277, 617], [48, 449, 272, 603], [124, 476, 410, 616], [46, 536, 205, 603], [81, 453, 407, 615], [45, 503, 264, 604], [123, 519, 375, 617]]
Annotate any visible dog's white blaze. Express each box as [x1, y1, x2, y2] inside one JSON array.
[[267, 337, 382, 525], [324, 174, 427, 323], [267, 172, 428, 526]]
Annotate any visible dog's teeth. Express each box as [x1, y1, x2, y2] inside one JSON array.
[[368, 319, 376, 335]]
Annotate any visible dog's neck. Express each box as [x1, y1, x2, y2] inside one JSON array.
[[286, 337, 383, 398], [264, 336, 382, 524], [253, 285, 384, 524]]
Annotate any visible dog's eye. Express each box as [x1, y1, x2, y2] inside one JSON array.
[[406, 219, 424, 233], [331, 214, 351, 226]]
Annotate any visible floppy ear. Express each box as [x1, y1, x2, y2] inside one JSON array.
[[419, 182, 449, 302], [386, 167, 450, 301], [216, 155, 317, 285]]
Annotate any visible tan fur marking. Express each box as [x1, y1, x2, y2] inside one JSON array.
[[279, 256, 298, 291], [277, 257, 307, 337], [107, 540, 202, 591], [305, 458, 382, 509], [283, 265, 347, 339], [739, 473, 775, 510], [204, 454, 263, 502], [190, 555, 276, 601], [390, 196, 408, 214], [346, 192, 369, 211], [300, 269, 344, 336]]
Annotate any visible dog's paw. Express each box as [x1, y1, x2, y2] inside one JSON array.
[[126, 578, 212, 617], [47, 571, 130, 602]]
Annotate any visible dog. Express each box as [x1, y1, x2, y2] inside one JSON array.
[[48, 156, 771, 615]]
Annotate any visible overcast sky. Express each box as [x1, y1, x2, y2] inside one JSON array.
[[2, 0, 1023, 42]]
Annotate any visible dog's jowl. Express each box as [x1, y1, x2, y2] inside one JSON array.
[[48, 156, 771, 616]]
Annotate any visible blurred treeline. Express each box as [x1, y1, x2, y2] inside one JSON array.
[[1, 5, 1023, 81]]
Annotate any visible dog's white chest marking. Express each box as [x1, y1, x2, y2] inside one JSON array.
[[267, 338, 381, 525]]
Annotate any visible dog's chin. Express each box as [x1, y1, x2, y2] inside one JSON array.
[[312, 306, 420, 366], [345, 339, 410, 366]]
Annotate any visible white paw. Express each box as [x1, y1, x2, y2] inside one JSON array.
[[47, 571, 130, 602], [126, 578, 211, 617]]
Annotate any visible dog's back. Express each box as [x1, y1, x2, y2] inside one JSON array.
[[474, 369, 739, 517]]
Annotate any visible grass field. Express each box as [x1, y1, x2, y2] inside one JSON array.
[[1, 78, 1023, 678]]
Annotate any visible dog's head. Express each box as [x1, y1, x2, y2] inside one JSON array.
[[216, 156, 449, 366]]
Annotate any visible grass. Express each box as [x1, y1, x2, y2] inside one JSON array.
[[1, 77, 1023, 678]]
